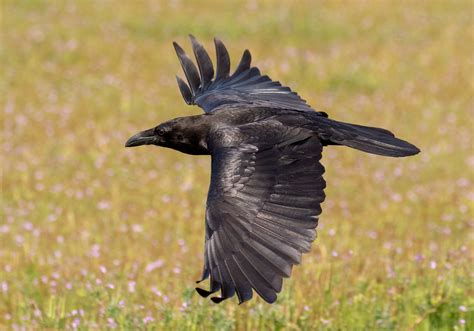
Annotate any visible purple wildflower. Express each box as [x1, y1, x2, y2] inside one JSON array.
[[1, 281, 8, 293], [128, 281, 136, 293], [145, 259, 164, 273], [107, 318, 117, 329], [143, 316, 154, 324], [71, 318, 80, 329]]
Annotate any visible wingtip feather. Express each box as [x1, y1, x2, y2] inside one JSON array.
[[214, 37, 231, 80], [189, 35, 214, 87], [211, 296, 226, 304], [233, 49, 252, 77], [195, 287, 214, 298], [172, 41, 183, 55], [176, 75, 193, 104], [173, 40, 201, 94]]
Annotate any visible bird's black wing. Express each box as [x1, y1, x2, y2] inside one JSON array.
[[196, 120, 326, 304], [174, 36, 314, 113]]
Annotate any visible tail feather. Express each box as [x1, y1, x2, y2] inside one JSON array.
[[318, 119, 420, 157]]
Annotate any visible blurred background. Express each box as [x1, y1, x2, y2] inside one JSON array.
[[2, 0, 473, 329]]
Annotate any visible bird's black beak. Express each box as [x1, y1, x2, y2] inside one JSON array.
[[125, 128, 156, 147]]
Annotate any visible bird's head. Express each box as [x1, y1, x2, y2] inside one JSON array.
[[125, 116, 210, 155], [125, 120, 174, 148]]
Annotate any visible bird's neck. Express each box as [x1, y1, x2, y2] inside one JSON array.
[[172, 115, 212, 155]]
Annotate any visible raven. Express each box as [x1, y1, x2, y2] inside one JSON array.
[[125, 36, 420, 304]]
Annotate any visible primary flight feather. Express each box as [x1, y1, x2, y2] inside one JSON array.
[[125, 36, 420, 304]]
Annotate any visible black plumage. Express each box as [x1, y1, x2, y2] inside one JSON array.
[[125, 36, 420, 304]]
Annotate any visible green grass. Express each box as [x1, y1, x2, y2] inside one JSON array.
[[1, 0, 473, 330]]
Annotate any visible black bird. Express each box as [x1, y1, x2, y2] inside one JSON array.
[[125, 36, 420, 304]]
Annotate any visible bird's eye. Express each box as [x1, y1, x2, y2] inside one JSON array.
[[156, 128, 165, 136]]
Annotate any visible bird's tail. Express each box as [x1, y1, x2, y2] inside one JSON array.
[[318, 119, 420, 157]]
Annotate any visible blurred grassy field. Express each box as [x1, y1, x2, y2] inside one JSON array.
[[1, 0, 473, 330]]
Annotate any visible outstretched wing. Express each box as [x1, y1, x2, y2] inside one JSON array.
[[174, 36, 314, 113], [196, 120, 326, 304]]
